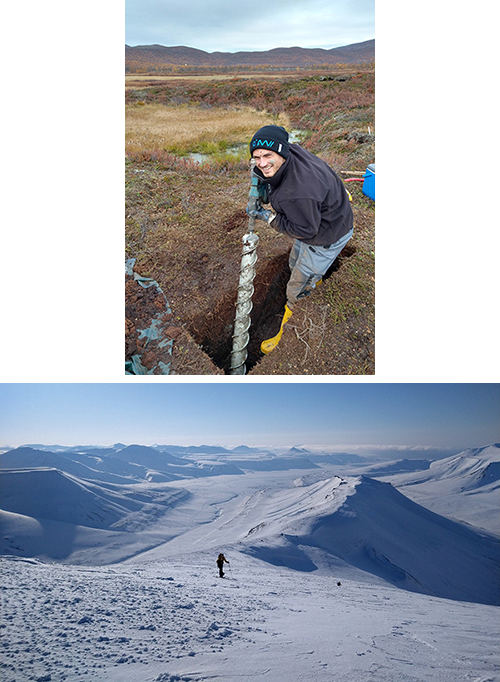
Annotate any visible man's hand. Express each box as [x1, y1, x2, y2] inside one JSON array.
[[246, 205, 276, 224]]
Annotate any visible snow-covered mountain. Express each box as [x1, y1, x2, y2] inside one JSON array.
[[1, 443, 499, 682], [0, 446, 150, 485], [376, 443, 500, 533], [353, 458, 433, 476], [0, 464, 191, 562], [384, 444, 500, 489], [0, 445, 244, 484], [0, 468, 188, 531], [111, 444, 189, 467]]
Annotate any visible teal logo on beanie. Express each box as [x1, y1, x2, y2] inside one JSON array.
[[251, 139, 275, 148], [250, 125, 289, 159]]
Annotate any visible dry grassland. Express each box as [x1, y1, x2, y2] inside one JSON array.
[[125, 74, 285, 86], [125, 103, 290, 156]]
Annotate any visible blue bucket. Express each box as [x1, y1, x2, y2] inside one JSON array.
[[362, 163, 375, 201]]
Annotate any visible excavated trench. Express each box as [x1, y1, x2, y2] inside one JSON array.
[[125, 239, 357, 375], [189, 253, 289, 374], [188, 243, 356, 374]]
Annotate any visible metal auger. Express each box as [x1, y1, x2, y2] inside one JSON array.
[[229, 160, 260, 375]]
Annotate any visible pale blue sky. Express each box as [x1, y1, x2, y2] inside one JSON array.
[[1, 384, 498, 455], [126, 0, 374, 52]]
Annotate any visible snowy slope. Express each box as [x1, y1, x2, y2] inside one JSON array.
[[0, 468, 141, 528], [385, 444, 500, 490], [0, 468, 190, 530], [0, 468, 191, 562], [378, 444, 500, 533], [1, 552, 498, 682], [1, 456, 499, 604], [303, 476, 499, 605]]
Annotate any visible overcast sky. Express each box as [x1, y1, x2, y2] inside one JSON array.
[[1, 384, 498, 457], [125, 0, 374, 52]]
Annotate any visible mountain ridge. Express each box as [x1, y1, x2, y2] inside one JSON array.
[[241, 475, 500, 605], [125, 39, 374, 69]]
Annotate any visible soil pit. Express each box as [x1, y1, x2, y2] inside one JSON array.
[[125, 239, 360, 376], [125, 256, 290, 375], [188, 253, 289, 374], [188, 243, 356, 375]]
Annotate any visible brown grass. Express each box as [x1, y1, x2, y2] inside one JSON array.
[[125, 103, 290, 155], [125, 74, 289, 86]]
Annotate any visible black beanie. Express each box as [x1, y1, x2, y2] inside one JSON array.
[[250, 125, 290, 159]]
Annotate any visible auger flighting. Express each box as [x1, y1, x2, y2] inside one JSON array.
[[229, 160, 260, 375]]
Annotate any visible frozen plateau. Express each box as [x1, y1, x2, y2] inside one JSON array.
[[1, 442, 499, 682]]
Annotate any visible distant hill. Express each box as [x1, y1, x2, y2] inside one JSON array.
[[125, 39, 374, 71], [231, 445, 263, 453], [379, 444, 500, 533]]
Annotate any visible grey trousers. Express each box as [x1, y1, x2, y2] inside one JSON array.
[[286, 228, 353, 307]]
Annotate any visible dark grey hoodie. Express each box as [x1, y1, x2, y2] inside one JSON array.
[[256, 144, 353, 246]]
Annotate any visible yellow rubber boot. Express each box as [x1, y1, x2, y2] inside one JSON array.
[[261, 304, 293, 354]]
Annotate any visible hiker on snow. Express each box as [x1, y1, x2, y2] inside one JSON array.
[[248, 125, 354, 354], [216, 553, 229, 578]]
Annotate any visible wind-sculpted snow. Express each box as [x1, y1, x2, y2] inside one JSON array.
[[0, 555, 254, 682], [1, 553, 498, 682]]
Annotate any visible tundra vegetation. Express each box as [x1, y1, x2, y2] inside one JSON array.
[[126, 104, 290, 161], [125, 68, 375, 375]]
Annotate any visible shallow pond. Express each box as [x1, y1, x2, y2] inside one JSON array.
[[187, 129, 306, 164]]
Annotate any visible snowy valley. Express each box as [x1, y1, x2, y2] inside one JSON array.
[[1, 442, 499, 682]]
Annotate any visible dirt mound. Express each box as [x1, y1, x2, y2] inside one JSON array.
[[125, 275, 223, 375]]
